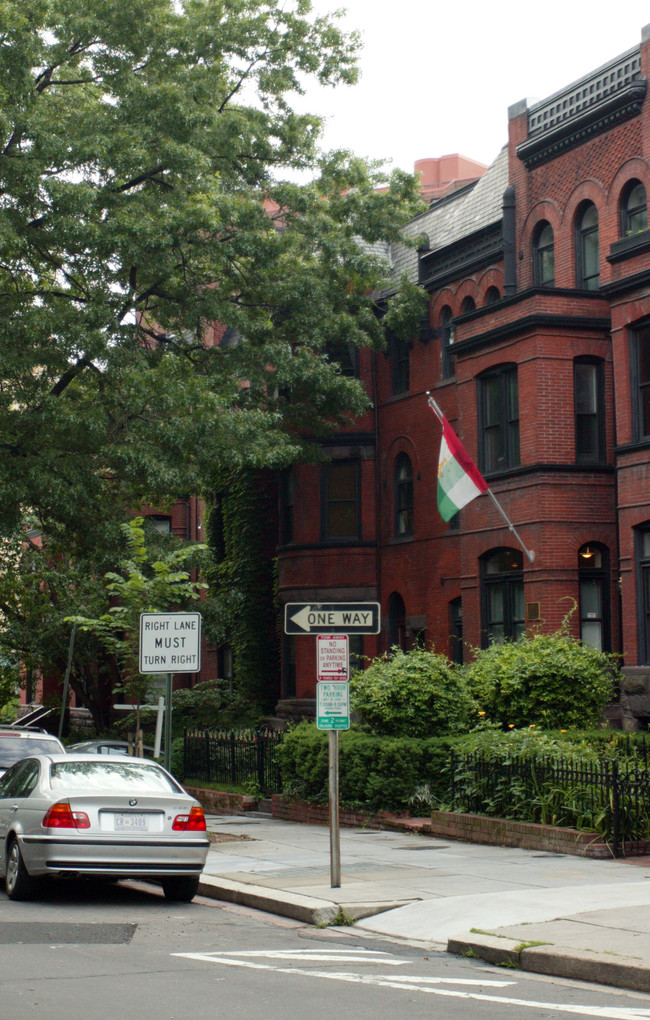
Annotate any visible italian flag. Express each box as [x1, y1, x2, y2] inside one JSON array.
[[437, 415, 488, 521]]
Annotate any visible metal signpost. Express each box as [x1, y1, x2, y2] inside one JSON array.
[[284, 602, 380, 889], [316, 680, 350, 887], [139, 612, 202, 771]]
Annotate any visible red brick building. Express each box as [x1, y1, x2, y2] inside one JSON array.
[[276, 24, 650, 728]]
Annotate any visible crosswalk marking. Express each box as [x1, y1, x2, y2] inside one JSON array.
[[173, 947, 650, 1018]]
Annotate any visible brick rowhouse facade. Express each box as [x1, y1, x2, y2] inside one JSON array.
[[276, 25, 650, 728]]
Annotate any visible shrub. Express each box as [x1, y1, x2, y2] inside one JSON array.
[[275, 721, 458, 813], [447, 726, 620, 834], [169, 736, 185, 781], [172, 679, 258, 734], [349, 646, 474, 737], [462, 628, 618, 730]]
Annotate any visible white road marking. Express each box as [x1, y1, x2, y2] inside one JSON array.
[[197, 948, 408, 966], [173, 949, 650, 1018]]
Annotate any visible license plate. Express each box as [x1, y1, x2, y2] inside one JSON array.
[[114, 813, 148, 831]]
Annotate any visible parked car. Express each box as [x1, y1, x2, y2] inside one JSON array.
[[0, 754, 209, 902], [0, 729, 65, 777], [67, 739, 155, 758]]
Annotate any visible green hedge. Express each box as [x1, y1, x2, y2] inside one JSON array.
[[276, 722, 650, 819], [276, 722, 458, 813]]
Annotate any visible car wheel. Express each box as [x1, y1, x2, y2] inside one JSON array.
[[6, 838, 37, 901], [161, 876, 200, 903]]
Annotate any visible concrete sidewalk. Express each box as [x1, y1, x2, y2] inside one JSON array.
[[198, 812, 650, 994]]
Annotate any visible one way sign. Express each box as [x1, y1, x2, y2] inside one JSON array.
[[284, 602, 381, 635]]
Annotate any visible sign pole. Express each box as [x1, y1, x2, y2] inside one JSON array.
[[164, 673, 173, 772], [329, 729, 341, 888], [57, 623, 76, 741], [284, 606, 383, 894]]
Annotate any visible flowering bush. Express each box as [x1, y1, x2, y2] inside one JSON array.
[[462, 627, 619, 730]]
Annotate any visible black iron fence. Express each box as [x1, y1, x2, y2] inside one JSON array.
[[449, 750, 650, 856], [183, 728, 283, 796]]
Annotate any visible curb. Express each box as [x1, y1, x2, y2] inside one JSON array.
[[447, 933, 650, 994], [198, 875, 338, 925], [198, 875, 411, 926]]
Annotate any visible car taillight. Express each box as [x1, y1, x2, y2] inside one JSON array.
[[42, 801, 91, 830], [172, 806, 206, 831]]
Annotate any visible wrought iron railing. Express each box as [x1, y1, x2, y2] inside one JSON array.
[[449, 749, 650, 856], [183, 728, 283, 795]]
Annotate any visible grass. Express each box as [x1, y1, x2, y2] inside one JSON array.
[[315, 908, 357, 928]]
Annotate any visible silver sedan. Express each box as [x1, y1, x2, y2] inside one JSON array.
[[0, 754, 210, 902]]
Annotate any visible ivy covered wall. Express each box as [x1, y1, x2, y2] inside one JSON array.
[[204, 468, 280, 715]]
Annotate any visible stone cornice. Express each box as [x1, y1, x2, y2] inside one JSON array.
[[452, 313, 611, 356], [517, 80, 647, 169]]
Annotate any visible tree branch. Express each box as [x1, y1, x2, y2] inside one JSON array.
[[50, 355, 97, 398], [111, 167, 172, 194]]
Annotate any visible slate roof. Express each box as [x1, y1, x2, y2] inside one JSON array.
[[387, 145, 509, 290]]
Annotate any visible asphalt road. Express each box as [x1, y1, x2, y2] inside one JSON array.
[[2, 879, 650, 1020]]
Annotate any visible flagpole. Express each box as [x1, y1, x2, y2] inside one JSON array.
[[427, 392, 444, 423], [426, 392, 535, 564], [486, 489, 535, 563]]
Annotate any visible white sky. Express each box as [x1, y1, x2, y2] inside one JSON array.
[[295, 1, 650, 174]]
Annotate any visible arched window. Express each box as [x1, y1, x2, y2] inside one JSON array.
[[481, 548, 524, 646], [620, 180, 648, 236], [484, 286, 501, 305], [394, 453, 414, 538], [440, 305, 454, 380], [533, 221, 555, 287], [578, 544, 609, 651], [576, 202, 599, 290], [460, 296, 476, 315], [387, 592, 407, 652]]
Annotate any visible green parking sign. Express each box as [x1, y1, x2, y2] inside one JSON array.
[[316, 681, 350, 730]]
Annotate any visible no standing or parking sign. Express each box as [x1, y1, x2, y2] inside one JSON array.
[[317, 634, 349, 681]]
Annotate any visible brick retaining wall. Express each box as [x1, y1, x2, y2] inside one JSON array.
[[187, 789, 614, 858], [427, 810, 612, 858], [270, 796, 613, 859], [185, 787, 256, 814]]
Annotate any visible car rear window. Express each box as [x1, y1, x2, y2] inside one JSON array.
[[50, 760, 182, 794], [0, 736, 62, 766]]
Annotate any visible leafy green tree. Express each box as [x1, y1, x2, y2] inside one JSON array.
[[172, 678, 258, 734], [0, 0, 424, 548], [0, 525, 121, 729], [349, 646, 475, 738], [0, 517, 207, 729], [67, 518, 206, 733], [463, 626, 619, 730]]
